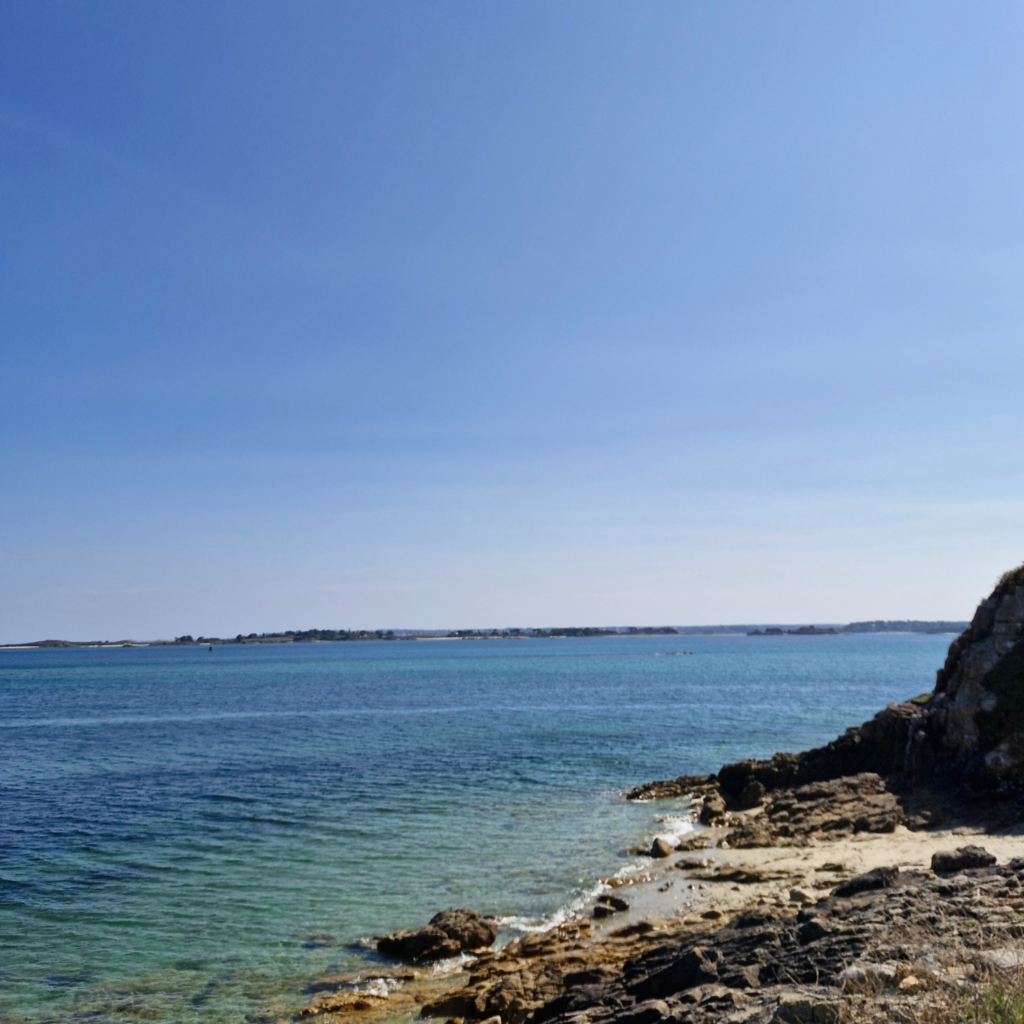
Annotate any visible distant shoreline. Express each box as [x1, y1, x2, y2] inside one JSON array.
[[0, 620, 968, 649]]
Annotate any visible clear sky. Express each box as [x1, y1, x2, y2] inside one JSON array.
[[2, 1, 1023, 641]]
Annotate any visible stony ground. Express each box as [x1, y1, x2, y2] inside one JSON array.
[[295, 769, 1024, 1024]]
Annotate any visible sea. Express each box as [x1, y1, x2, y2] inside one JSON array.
[[0, 632, 951, 1023]]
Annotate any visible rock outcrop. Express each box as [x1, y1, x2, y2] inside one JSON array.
[[912, 564, 1024, 788], [377, 908, 497, 962], [633, 563, 1024, 819]]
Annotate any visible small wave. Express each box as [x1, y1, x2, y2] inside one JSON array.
[[651, 813, 696, 844], [428, 952, 477, 976], [350, 975, 404, 996], [495, 877, 608, 937], [496, 807, 697, 939]]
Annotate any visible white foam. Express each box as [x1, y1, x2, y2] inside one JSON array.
[[355, 977, 398, 997], [651, 812, 696, 846], [495, 878, 606, 937], [427, 952, 477, 976], [496, 807, 698, 939]]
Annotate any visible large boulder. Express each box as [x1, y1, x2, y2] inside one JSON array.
[[931, 846, 996, 873], [377, 924, 461, 962], [378, 908, 497, 962]]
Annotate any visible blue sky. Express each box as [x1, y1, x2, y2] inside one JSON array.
[[2, 1, 1023, 640]]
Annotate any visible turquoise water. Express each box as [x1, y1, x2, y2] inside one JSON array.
[[0, 633, 950, 1022]]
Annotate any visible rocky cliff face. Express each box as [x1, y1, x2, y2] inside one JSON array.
[[915, 564, 1024, 788], [631, 563, 1024, 816]]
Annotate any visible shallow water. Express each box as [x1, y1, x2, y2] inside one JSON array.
[[0, 633, 949, 1022]]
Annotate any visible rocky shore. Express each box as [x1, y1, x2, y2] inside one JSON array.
[[300, 565, 1024, 1024]]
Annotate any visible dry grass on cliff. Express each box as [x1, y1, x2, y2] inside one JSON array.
[[894, 977, 1024, 1024], [996, 562, 1024, 593], [836, 969, 1024, 1024], [834, 900, 1024, 1024]]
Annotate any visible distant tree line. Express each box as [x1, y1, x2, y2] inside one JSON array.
[[173, 629, 397, 644], [169, 626, 679, 644], [444, 626, 679, 638], [841, 621, 968, 634]]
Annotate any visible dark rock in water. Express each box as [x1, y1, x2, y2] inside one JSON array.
[[831, 866, 898, 898], [931, 845, 997, 873], [675, 835, 713, 852], [377, 908, 497, 962], [598, 893, 630, 912], [650, 837, 673, 858], [626, 774, 717, 801], [429, 908, 498, 949], [378, 925, 460, 962]]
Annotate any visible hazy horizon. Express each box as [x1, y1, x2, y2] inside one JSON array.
[[3, 618, 973, 647], [3, 2, 1023, 642]]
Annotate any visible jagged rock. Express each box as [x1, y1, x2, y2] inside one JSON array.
[[831, 866, 898, 898], [675, 836, 713, 852], [931, 845, 997, 873], [911, 567, 1024, 789], [796, 917, 830, 944], [626, 774, 718, 801], [726, 823, 773, 848], [594, 894, 629, 919], [772, 995, 839, 1023], [378, 908, 497, 962], [735, 779, 767, 810], [613, 999, 670, 1024], [838, 961, 897, 991], [378, 925, 461, 962], [629, 947, 721, 999], [301, 991, 388, 1015], [565, 966, 618, 988], [699, 794, 726, 825], [977, 947, 1024, 971], [722, 773, 904, 847]]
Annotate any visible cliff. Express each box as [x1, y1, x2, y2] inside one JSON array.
[[630, 563, 1024, 826]]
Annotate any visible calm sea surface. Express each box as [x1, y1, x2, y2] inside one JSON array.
[[0, 634, 950, 1022]]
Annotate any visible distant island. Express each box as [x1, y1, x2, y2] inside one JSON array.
[[1, 620, 968, 648], [747, 625, 838, 635], [747, 620, 969, 636]]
